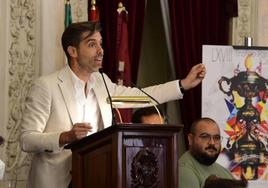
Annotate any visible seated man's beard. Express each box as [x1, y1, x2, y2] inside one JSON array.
[[191, 145, 220, 165]]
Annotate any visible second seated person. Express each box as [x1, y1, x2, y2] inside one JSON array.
[[179, 117, 234, 188], [131, 106, 165, 124]]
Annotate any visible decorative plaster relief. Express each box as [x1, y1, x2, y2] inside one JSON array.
[[5, 0, 89, 186], [6, 0, 36, 182], [231, 0, 268, 46], [232, 0, 257, 45], [71, 0, 88, 22], [2, 0, 263, 187], [256, 0, 268, 46]]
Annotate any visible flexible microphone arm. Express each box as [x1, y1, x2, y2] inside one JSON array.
[[131, 83, 168, 124], [99, 68, 117, 126]]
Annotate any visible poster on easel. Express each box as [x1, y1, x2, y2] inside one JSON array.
[[202, 45, 268, 188]]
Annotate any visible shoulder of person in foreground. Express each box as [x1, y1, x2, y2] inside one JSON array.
[[203, 175, 248, 188]]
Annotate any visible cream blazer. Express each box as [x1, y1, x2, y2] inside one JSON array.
[[20, 65, 182, 188]]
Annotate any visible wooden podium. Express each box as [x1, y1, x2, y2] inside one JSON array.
[[65, 124, 182, 188]]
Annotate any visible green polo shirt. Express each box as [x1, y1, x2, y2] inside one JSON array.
[[179, 151, 234, 188]]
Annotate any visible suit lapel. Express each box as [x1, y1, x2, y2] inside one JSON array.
[[57, 66, 79, 125], [92, 73, 112, 128], [57, 68, 112, 128]]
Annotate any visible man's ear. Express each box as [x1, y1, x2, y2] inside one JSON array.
[[188, 133, 194, 147], [67, 46, 77, 58]]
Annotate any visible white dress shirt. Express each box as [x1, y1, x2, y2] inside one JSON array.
[[68, 67, 103, 135]]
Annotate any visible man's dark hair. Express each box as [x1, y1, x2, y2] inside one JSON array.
[[61, 21, 101, 61], [132, 107, 163, 123], [190, 117, 217, 134]]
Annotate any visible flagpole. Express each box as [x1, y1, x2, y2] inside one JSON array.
[[64, 0, 72, 28], [89, 0, 99, 21]]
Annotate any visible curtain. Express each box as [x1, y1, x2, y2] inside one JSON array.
[[168, 0, 238, 146], [96, 0, 146, 84], [95, 0, 146, 122], [124, 0, 146, 83]]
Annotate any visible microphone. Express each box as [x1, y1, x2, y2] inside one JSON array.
[[99, 68, 117, 126], [131, 83, 168, 124]]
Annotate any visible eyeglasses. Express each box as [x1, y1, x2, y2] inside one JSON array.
[[197, 133, 222, 143]]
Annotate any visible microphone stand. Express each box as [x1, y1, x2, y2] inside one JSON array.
[[99, 68, 117, 126]]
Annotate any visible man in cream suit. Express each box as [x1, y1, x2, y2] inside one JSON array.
[[20, 21, 206, 188]]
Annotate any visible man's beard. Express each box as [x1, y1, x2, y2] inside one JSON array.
[[191, 145, 220, 166]]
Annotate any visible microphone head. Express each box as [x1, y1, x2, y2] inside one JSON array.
[[99, 68, 104, 74]]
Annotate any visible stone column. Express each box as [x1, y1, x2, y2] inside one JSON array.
[[231, 0, 268, 46]]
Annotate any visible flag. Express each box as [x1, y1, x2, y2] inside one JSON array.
[[116, 2, 132, 123], [89, 0, 99, 21], [116, 2, 131, 86], [65, 0, 72, 28]]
